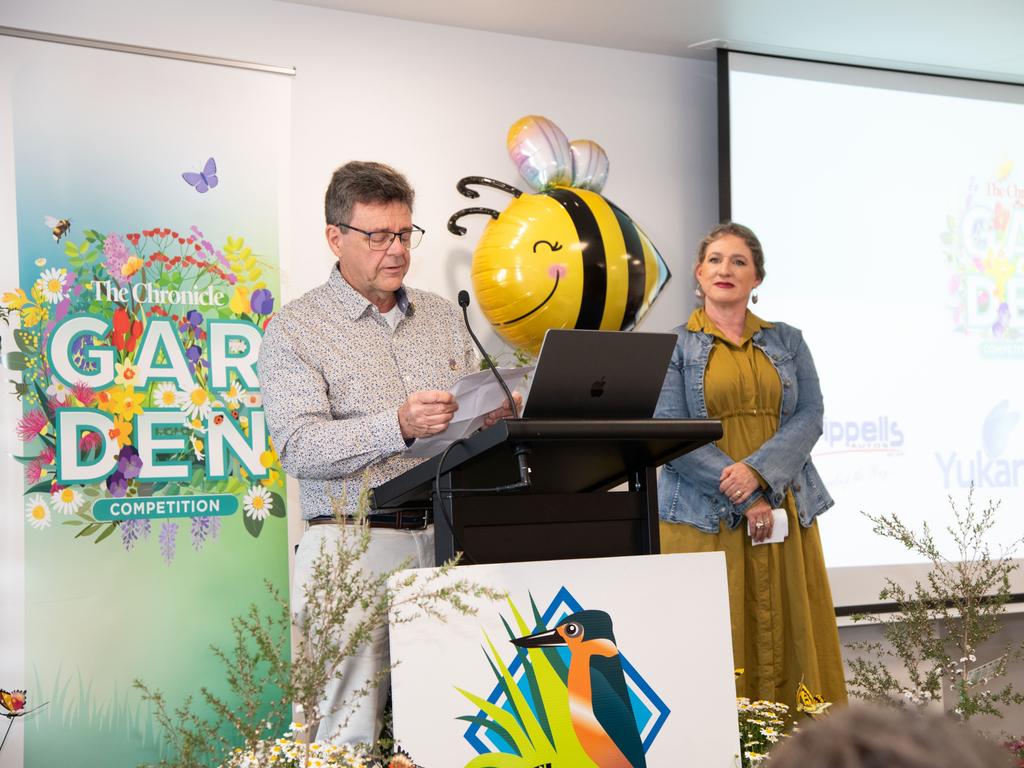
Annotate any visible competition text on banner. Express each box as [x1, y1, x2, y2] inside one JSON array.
[[93, 494, 239, 520]]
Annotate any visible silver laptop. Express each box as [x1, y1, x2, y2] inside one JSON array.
[[521, 329, 677, 419]]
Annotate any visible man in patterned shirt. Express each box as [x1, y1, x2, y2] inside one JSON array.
[[259, 161, 515, 747]]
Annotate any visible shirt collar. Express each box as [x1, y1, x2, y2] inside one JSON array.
[[327, 265, 413, 320], [688, 306, 773, 344]]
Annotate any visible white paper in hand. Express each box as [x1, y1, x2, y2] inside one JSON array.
[[404, 366, 534, 459], [749, 508, 789, 546]]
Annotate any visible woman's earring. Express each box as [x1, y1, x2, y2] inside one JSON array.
[[751, 291, 759, 304], [694, 286, 704, 299]]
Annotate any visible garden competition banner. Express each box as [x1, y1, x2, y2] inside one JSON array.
[[0, 35, 290, 767], [388, 552, 741, 768]]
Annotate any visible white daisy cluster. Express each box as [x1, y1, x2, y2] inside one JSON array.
[[25, 487, 87, 530], [736, 697, 790, 767], [221, 724, 370, 768]]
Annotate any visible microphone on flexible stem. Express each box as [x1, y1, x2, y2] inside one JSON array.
[[458, 290, 520, 419], [457, 289, 530, 487]]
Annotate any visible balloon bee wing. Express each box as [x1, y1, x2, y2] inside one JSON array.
[[569, 139, 609, 192], [507, 115, 573, 191]]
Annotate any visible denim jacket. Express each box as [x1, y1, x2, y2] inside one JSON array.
[[656, 314, 834, 533]]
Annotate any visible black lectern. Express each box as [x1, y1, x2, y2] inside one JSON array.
[[369, 419, 722, 565]]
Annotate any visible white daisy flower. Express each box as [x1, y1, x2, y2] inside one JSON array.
[[223, 379, 246, 409], [177, 384, 213, 421], [228, 338, 248, 354], [25, 494, 52, 529], [190, 434, 205, 460], [152, 382, 181, 409], [243, 485, 273, 521], [37, 268, 68, 304], [46, 376, 72, 403], [51, 485, 84, 515]]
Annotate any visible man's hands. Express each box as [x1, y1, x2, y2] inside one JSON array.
[[398, 390, 458, 439], [399, 389, 523, 441], [483, 392, 524, 427]]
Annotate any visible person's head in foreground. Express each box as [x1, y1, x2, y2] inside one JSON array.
[[768, 704, 1012, 768]]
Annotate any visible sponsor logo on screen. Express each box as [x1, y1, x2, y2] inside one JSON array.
[[819, 416, 905, 455], [935, 400, 1022, 489]]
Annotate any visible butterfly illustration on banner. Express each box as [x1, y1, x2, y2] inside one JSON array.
[[1, 689, 48, 754], [182, 156, 219, 193]]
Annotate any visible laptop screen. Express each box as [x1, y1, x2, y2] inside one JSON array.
[[522, 329, 677, 419]]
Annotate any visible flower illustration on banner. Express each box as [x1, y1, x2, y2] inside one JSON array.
[[51, 486, 85, 516], [243, 486, 273, 521], [37, 268, 68, 303], [152, 382, 181, 408], [25, 495, 51, 529], [2, 222, 285, 563], [46, 377, 71, 404], [223, 378, 246, 409]]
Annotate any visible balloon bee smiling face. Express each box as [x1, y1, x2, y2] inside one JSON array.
[[449, 115, 671, 356]]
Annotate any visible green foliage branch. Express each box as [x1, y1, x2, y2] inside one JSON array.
[[135, 494, 505, 767], [845, 488, 1024, 721]]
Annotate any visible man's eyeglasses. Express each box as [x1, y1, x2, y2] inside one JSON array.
[[337, 223, 425, 250]]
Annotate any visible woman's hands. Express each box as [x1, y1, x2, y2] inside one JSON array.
[[744, 498, 775, 543], [720, 462, 760, 505], [722, 462, 773, 542]]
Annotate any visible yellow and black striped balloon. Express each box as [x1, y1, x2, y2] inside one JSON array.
[[471, 186, 671, 355]]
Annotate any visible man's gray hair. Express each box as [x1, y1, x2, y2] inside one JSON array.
[[324, 161, 415, 226]]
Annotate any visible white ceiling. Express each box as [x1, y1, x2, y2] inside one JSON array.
[[282, 0, 1024, 83]]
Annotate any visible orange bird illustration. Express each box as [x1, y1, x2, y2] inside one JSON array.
[[512, 610, 646, 768]]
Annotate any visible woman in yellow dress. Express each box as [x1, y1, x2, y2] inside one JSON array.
[[655, 222, 847, 709]]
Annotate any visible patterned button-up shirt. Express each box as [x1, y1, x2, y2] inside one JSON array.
[[258, 266, 476, 519]]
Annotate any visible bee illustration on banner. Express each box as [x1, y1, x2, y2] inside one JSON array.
[[44, 215, 71, 243], [448, 115, 671, 355]]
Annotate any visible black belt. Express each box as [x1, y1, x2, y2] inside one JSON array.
[[306, 510, 432, 530]]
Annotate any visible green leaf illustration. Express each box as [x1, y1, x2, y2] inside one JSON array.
[[243, 511, 264, 538], [14, 329, 38, 355], [76, 523, 100, 538], [269, 492, 286, 518], [24, 478, 53, 495]]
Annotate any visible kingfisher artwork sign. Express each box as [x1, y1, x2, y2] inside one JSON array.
[[388, 553, 741, 768], [0, 35, 291, 767]]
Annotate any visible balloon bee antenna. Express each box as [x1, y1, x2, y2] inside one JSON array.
[[448, 207, 500, 236], [456, 176, 523, 199]]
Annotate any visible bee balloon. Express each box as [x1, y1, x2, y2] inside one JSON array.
[[449, 115, 671, 355]]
